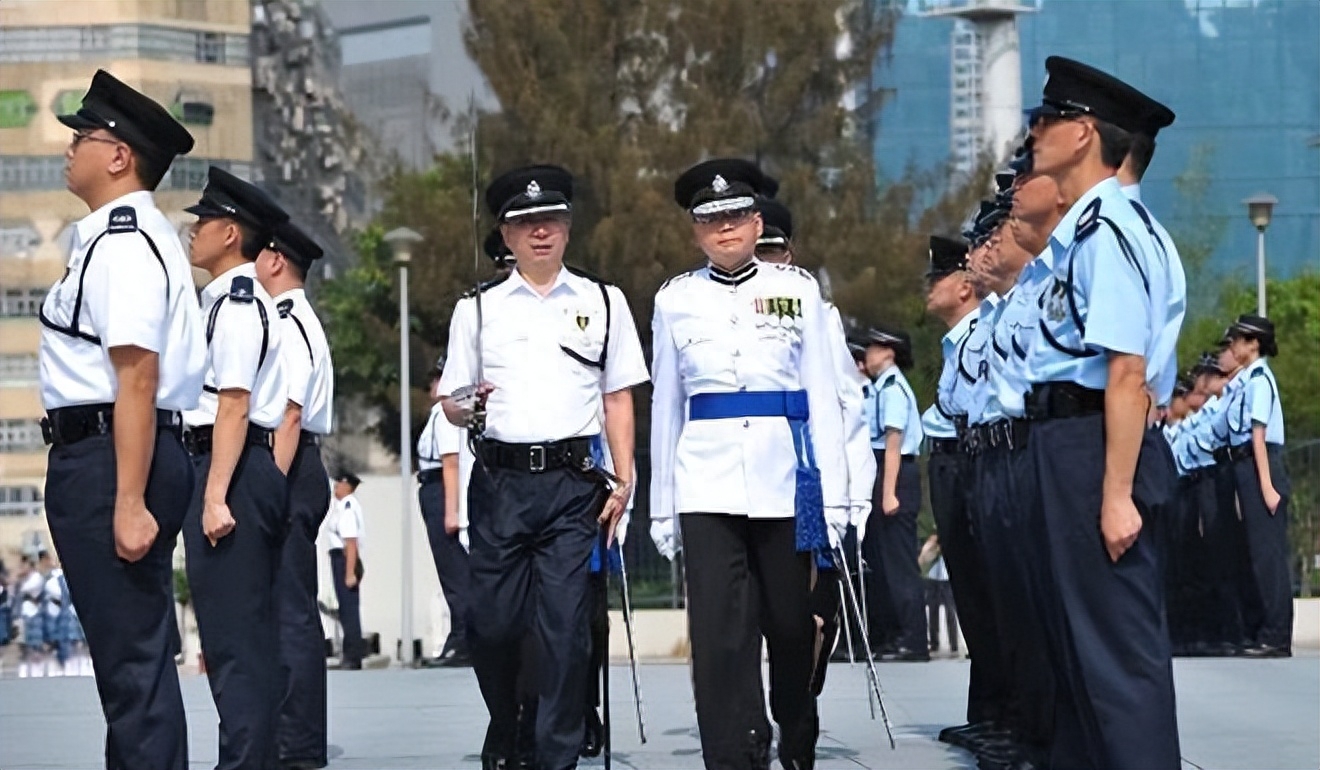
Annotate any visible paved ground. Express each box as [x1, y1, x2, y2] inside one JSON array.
[[1, 655, 1317, 770]]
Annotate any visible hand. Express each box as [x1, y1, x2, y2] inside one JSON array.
[[1100, 492, 1142, 563], [1263, 486, 1282, 515], [444, 508, 460, 536], [202, 500, 237, 546], [345, 572, 359, 590], [882, 492, 900, 516], [113, 497, 159, 562], [442, 382, 496, 427], [650, 518, 677, 561], [598, 481, 633, 547], [825, 506, 849, 552]]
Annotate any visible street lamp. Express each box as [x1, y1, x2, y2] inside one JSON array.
[[1242, 194, 1277, 317], [383, 226, 423, 666]]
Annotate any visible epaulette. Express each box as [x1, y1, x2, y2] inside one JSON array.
[[228, 275, 256, 304], [1250, 367, 1267, 379], [878, 372, 898, 390], [565, 264, 614, 287], [658, 268, 700, 293], [276, 298, 294, 319], [1074, 198, 1102, 242], [768, 262, 816, 282], [106, 206, 138, 234], [460, 274, 511, 299]]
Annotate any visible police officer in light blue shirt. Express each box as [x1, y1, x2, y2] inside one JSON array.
[[1020, 56, 1183, 769], [861, 326, 927, 661], [1220, 315, 1291, 656]]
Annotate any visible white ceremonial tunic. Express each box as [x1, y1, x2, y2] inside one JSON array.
[[827, 304, 877, 514], [38, 190, 206, 412], [273, 288, 335, 435], [650, 260, 848, 526], [185, 262, 288, 430], [437, 267, 650, 443]]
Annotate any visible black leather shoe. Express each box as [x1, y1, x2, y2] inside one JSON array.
[[1242, 644, 1291, 658], [335, 660, 362, 671], [580, 707, 603, 757], [939, 721, 998, 749], [280, 759, 327, 770], [425, 647, 473, 668], [480, 754, 508, 770], [880, 646, 930, 662]]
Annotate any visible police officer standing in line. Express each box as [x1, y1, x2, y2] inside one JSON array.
[[38, 69, 203, 770], [327, 473, 366, 669], [919, 234, 1008, 743], [1222, 315, 1291, 657], [183, 166, 291, 770], [1021, 57, 1182, 769], [417, 355, 472, 668], [256, 220, 335, 768], [438, 165, 649, 770]]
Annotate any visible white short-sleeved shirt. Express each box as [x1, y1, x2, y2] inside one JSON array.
[[870, 365, 924, 455], [273, 288, 334, 434], [39, 190, 206, 412], [19, 571, 44, 619], [327, 493, 363, 550], [417, 402, 464, 471], [184, 262, 287, 430], [437, 266, 650, 443], [649, 260, 848, 524]]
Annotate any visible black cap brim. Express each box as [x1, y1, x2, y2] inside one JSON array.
[[57, 112, 101, 131], [184, 201, 230, 218]]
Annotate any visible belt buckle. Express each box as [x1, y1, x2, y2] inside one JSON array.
[[528, 445, 546, 473]]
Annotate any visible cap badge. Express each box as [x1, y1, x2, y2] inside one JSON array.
[[106, 120, 116, 128], [711, 175, 729, 193], [526, 180, 542, 199]]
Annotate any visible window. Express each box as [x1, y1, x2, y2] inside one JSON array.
[[0, 354, 39, 385], [1, 287, 46, 317], [1, 156, 241, 192], [0, 221, 40, 256], [0, 420, 43, 453], [195, 31, 225, 64], [0, 25, 247, 66], [0, 485, 43, 517]]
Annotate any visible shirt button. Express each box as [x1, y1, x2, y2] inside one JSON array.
[[743, 420, 750, 428], [733, 350, 740, 357]]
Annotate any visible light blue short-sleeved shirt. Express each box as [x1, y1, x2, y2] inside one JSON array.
[[963, 293, 1003, 426], [983, 251, 1053, 422], [920, 307, 979, 440], [1123, 184, 1186, 406], [1023, 177, 1170, 392], [1227, 358, 1284, 446], [870, 365, 924, 455]]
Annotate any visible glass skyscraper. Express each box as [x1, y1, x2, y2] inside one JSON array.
[[873, 0, 1319, 276]]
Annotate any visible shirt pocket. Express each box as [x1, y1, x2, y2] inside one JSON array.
[[558, 306, 607, 369]]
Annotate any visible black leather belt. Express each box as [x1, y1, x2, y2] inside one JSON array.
[[184, 423, 274, 456], [961, 418, 1030, 456], [299, 430, 321, 447], [928, 438, 960, 456], [42, 404, 182, 447], [1025, 382, 1106, 421], [417, 468, 442, 484], [1214, 444, 1253, 464], [478, 437, 594, 474]]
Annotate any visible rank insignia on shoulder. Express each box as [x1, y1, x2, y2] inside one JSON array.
[[228, 275, 256, 304], [107, 206, 138, 234], [1074, 198, 1102, 240]]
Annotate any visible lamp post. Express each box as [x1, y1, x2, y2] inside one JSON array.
[[384, 226, 423, 666], [1243, 194, 1277, 317]]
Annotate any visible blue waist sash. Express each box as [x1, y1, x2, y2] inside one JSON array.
[[688, 390, 831, 565], [587, 434, 623, 574]]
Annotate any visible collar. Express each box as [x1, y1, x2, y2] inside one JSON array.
[[74, 190, 155, 245], [201, 261, 257, 307], [1242, 357, 1267, 377], [706, 257, 758, 287], [1049, 176, 1121, 253], [943, 307, 978, 352], [979, 292, 1000, 315], [1121, 182, 1142, 202], [274, 287, 307, 306], [871, 363, 898, 387], [499, 265, 579, 299]]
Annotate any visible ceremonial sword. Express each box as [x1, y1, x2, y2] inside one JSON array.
[[617, 544, 648, 743], [832, 545, 896, 749]]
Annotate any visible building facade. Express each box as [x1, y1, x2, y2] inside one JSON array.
[[0, 0, 254, 559], [337, 16, 436, 173], [874, 0, 1319, 276]]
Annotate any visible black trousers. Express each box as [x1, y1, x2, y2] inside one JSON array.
[[328, 549, 363, 663], [1031, 417, 1180, 770], [808, 568, 841, 697], [926, 581, 957, 649], [1234, 449, 1293, 649], [418, 476, 471, 654], [864, 452, 926, 652], [467, 461, 606, 770], [275, 444, 331, 763], [183, 447, 289, 770], [45, 431, 192, 770], [1197, 467, 1246, 645], [681, 513, 816, 770], [1162, 478, 1198, 649], [928, 450, 1005, 725]]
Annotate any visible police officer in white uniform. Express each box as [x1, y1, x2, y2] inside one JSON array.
[[1021, 57, 1182, 769], [182, 166, 290, 770], [437, 165, 648, 770], [327, 473, 366, 669], [651, 158, 848, 770], [257, 219, 335, 768], [38, 69, 203, 770]]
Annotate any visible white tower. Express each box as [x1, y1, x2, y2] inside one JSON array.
[[921, 0, 1036, 174]]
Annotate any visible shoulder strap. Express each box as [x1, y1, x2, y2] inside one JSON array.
[[204, 289, 270, 379], [278, 299, 315, 364], [559, 277, 613, 371]]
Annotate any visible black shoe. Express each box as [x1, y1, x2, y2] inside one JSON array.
[[580, 707, 603, 757], [880, 646, 930, 662], [280, 759, 327, 770], [480, 754, 508, 770], [1242, 643, 1291, 658], [425, 647, 473, 668], [939, 721, 997, 749], [335, 659, 362, 671]]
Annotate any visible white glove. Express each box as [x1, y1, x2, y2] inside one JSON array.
[[851, 501, 873, 545], [650, 518, 678, 561], [458, 527, 470, 553], [825, 506, 849, 552]]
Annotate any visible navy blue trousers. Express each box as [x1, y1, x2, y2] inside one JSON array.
[[1234, 449, 1293, 649], [418, 476, 471, 654], [183, 446, 288, 770], [864, 453, 927, 653], [275, 443, 331, 764], [45, 431, 192, 770]]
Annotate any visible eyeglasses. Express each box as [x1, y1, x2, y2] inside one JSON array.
[[505, 212, 571, 229], [692, 209, 753, 226], [70, 132, 124, 150]]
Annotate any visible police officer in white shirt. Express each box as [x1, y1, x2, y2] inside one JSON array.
[[38, 69, 202, 770], [256, 220, 335, 767], [327, 473, 366, 669], [860, 326, 928, 662], [417, 356, 472, 667], [651, 159, 848, 770], [437, 165, 649, 770], [182, 166, 291, 770]]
